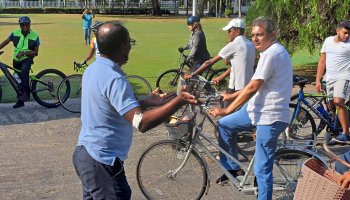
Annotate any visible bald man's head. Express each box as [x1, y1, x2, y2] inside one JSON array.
[[96, 21, 130, 59]]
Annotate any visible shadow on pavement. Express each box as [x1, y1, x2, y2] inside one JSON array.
[[0, 101, 79, 126]]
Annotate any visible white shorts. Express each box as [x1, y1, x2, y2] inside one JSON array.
[[327, 79, 350, 100]]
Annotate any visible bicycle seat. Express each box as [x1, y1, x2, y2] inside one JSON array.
[[293, 75, 308, 87]]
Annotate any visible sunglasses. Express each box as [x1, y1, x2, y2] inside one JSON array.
[[129, 38, 136, 46]]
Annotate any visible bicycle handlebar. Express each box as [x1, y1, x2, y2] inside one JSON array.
[[73, 61, 88, 72], [323, 143, 350, 168]]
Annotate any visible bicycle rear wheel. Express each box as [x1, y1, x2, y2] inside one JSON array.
[[31, 68, 69, 108], [286, 104, 317, 140], [125, 75, 152, 99], [156, 69, 181, 93], [273, 148, 317, 199], [58, 74, 82, 113], [208, 68, 229, 92], [136, 140, 208, 200]]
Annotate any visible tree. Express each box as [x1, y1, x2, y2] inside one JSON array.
[[245, 0, 350, 55], [150, 0, 162, 16]]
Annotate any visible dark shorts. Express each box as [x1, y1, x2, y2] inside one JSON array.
[[72, 146, 132, 200]]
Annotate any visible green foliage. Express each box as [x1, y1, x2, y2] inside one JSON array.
[[224, 9, 233, 17], [245, 0, 350, 55]]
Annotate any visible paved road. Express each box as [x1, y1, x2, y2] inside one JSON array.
[[0, 102, 251, 200], [0, 86, 348, 200]]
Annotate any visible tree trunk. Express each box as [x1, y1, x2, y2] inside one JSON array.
[[196, 0, 205, 16], [151, 0, 162, 16]]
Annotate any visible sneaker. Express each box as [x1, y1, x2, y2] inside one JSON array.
[[216, 169, 245, 185], [13, 100, 24, 108], [331, 133, 350, 144]]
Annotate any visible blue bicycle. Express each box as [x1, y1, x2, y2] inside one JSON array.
[[287, 75, 347, 141]]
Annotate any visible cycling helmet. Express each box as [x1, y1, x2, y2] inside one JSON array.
[[92, 21, 104, 33], [18, 16, 31, 24], [187, 16, 200, 26]]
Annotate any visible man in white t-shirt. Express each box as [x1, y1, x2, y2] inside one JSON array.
[[209, 17, 292, 200], [184, 18, 256, 107], [316, 20, 350, 144]]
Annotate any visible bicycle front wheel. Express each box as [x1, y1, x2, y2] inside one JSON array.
[[273, 148, 317, 199], [31, 68, 68, 108], [58, 74, 82, 113], [136, 140, 208, 200], [156, 69, 181, 93], [125, 75, 152, 99], [286, 103, 317, 140]]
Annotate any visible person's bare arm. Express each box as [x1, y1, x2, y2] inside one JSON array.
[[84, 47, 96, 63], [209, 79, 263, 117], [16, 45, 39, 58], [0, 38, 10, 50], [123, 92, 197, 133], [315, 53, 326, 93], [212, 67, 230, 84], [184, 55, 222, 79]]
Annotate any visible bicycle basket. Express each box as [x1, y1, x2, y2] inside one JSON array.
[[164, 112, 195, 140], [293, 158, 350, 200]]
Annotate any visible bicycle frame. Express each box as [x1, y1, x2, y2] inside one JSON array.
[[0, 62, 22, 95], [292, 87, 342, 135], [0, 61, 56, 97]]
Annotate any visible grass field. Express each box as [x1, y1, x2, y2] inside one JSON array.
[[0, 14, 319, 102]]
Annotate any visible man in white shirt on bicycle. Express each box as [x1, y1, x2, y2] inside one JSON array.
[[184, 18, 256, 108], [315, 20, 350, 144], [209, 17, 293, 200]]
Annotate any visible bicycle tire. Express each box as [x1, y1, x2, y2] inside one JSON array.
[[136, 140, 208, 200], [156, 69, 181, 93], [287, 103, 317, 140], [31, 68, 69, 108], [208, 68, 229, 92], [57, 74, 82, 113], [273, 148, 318, 199], [125, 75, 152, 98]]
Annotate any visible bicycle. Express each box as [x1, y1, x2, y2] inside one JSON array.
[[136, 77, 324, 200], [287, 75, 349, 141], [57, 61, 153, 113], [0, 51, 69, 108], [156, 50, 229, 93]]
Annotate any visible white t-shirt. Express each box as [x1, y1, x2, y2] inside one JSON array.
[[321, 36, 350, 81], [218, 35, 256, 90], [247, 42, 293, 125]]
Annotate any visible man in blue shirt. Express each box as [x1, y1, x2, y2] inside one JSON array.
[[72, 21, 197, 199]]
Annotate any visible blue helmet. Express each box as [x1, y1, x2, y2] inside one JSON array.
[[18, 16, 31, 24], [187, 16, 200, 25], [91, 21, 104, 33]]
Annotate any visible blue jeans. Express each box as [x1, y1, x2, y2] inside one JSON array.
[[83, 28, 91, 45], [13, 58, 33, 97], [217, 103, 288, 200], [335, 151, 350, 174], [72, 146, 132, 200]]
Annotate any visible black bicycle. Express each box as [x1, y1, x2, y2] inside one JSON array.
[[0, 51, 69, 108], [57, 61, 153, 113], [156, 50, 229, 93]]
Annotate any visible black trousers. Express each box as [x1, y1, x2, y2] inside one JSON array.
[[72, 146, 132, 200]]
